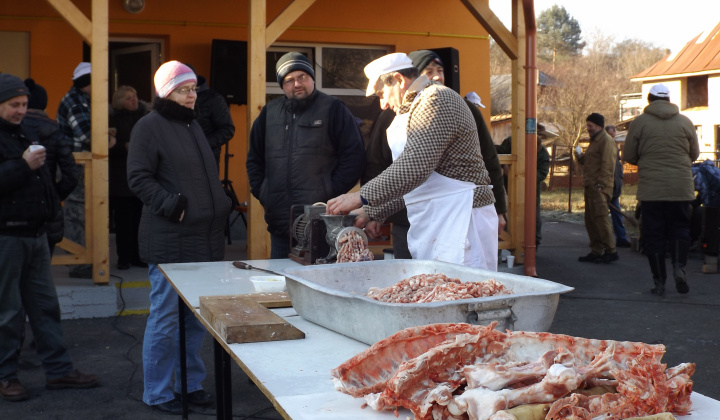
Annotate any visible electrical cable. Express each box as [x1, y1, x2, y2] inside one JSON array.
[[109, 273, 144, 404]]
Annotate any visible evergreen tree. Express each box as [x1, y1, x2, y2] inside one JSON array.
[[537, 5, 585, 68]]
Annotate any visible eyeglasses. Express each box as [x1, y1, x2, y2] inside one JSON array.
[[282, 74, 311, 87], [174, 85, 198, 95]]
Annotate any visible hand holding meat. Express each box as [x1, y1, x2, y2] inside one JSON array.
[[327, 191, 362, 215], [23, 146, 46, 170]]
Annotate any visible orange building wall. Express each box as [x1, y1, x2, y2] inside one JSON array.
[[1, 0, 492, 205]]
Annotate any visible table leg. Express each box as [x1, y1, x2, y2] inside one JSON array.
[[179, 296, 189, 419], [214, 340, 233, 419]]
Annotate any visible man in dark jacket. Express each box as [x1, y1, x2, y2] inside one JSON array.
[[605, 125, 631, 248], [22, 78, 78, 253], [624, 83, 700, 296], [188, 66, 235, 168], [246, 52, 366, 258], [0, 73, 98, 403]]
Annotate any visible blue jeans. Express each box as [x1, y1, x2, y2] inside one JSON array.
[[609, 196, 629, 243], [142, 264, 207, 405], [270, 233, 291, 259]]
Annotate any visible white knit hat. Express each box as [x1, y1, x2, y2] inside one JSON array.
[[154, 61, 196, 98]]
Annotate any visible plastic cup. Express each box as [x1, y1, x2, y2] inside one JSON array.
[[29, 144, 45, 153], [507, 255, 515, 268]]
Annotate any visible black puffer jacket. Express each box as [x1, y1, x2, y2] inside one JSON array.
[[127, 98, 232, 264], [0, 118, 57, 237]]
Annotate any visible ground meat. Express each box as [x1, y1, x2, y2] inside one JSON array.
[[337, 231, 374, 263], [366, 273, 513, 303]]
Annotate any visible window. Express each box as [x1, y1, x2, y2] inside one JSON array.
[[685, 75, 708, 109], [266, 44, 389, 141]]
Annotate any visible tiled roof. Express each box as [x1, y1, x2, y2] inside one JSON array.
[[632, 21, 720, 81]]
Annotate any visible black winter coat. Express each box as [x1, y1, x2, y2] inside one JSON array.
[[194, 83, 235, 161], [0, 118, 57, 237], [127, 98, 232, 264]]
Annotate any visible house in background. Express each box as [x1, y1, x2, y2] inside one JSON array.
[[632, 21, 720, 162], [490, 71, 556, 144]]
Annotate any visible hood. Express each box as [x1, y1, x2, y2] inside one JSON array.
[[644, 100, 679, 120]]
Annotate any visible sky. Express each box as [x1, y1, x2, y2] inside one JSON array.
[[488, 0, 719, 54]]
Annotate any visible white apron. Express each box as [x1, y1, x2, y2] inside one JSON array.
[[386, 109, 497, 270]]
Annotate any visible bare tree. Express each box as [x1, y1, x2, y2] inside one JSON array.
[[490, 39, 511, 76]]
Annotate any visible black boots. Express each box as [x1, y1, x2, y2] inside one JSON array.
[[647, 253, 666, 296], [670, 240, 690, 294]]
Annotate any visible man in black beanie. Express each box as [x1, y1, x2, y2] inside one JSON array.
[[576, 112, 618, 264], [246, 52, 365, 258]]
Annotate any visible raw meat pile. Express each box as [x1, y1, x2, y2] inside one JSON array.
[[337, 230, 374, 263], [331, 322, 694, 420], [366, 274, 513, 303]]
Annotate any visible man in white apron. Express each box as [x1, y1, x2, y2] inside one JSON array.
[[327, 53, 498, 270]]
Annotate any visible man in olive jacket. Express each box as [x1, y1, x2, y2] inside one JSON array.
[[624, 83, 699, 296], [577, 113, 618, 264]]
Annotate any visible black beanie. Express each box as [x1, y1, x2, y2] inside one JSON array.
[[24, 78, 48, 110], [275, 52, 315, 86], [408, 50, 443, 72], [586, 112, 605, 128], [0, 73, 29, 104]]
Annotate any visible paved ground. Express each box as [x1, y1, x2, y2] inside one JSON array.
[[2, 217, 719, 419]]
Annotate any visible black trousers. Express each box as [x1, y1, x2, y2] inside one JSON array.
[[640, 201, 692, 255], [110, 195, 143, 264]]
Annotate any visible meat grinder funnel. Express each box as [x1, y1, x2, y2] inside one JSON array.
[[319, 214, 357, 262]]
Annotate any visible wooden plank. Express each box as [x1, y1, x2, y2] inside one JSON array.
[[199, 295, 304, 344], [511, 0, 527, 263], [247, 0, 270, 259], [90, 0, 109, 285], [45, 0, 92, 44], [265, 0, 317, 48], [202, 293, 292, 309], [460, 0, 518, 59]]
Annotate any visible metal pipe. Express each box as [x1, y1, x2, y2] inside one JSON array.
[[522, 0, 538, 277]]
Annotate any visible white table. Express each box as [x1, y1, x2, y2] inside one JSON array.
[[160, 260, 720, 420]]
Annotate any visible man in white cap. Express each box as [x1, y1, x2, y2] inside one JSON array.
[[624, 83, 699, 296], [56, 62, 94, 278], [327, 53, 498, 270], [0, 73, 99, 402]]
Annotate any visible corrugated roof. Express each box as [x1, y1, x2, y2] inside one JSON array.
[[632, 21, 720, 81]]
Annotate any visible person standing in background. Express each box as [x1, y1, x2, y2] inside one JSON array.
[[187, 65, 235, 169], [605, 124, 631, 248], [109, 86, 149, 270], [56, 62, 93, 278], [127, 61, 231, 414], [576, 113, 618, 264], [624, 83, 699, 296], [22, 78, 78, 254]]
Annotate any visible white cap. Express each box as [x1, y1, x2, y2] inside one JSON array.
[[649, 83, 670, 98], [465, 91, 485, 108], [364, 53, 414, 97], [73, 62, 91, 80]]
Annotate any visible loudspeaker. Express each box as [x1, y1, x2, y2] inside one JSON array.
[[430, 47, 460, 94], [210, 39, 247, 105]]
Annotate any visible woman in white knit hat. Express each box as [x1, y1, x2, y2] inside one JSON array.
[[127, 60, 232, 414]]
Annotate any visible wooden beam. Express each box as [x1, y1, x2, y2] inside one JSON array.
[[45, 0, 92, 44], [90, 0, 109, 284], [266, 0, 317, 48], [247, 0, 270, 259], [510, 0, 526, 263], [461, 0, 518, 60]]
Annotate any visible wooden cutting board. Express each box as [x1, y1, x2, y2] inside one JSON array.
[[199, 293, 305, 344]]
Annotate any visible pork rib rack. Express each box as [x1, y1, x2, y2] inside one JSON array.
[[331, 322, 694, 420]]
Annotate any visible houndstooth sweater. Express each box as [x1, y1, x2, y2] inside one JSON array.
[[361, 76, 494, 222]]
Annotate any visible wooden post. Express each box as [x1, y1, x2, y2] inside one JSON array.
[[90, 0, 109, 284], [510, 0, 527, 263], [247, 0, 269, 260]]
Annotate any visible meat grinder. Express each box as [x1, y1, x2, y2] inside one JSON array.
[[317, 214, 368, 264]]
